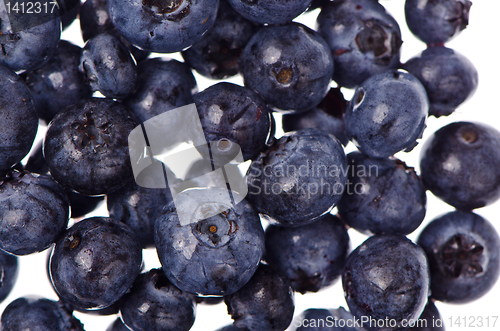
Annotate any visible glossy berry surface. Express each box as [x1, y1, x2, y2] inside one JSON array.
[[0, 171, 70, 255], [224, 263, 295, 331], [317, 0, 402, 88], [405, 0, 472, 45], [0, 65, 38, 172], [25, 40, 92, 124], [0, 1, 61, 71], [227, 0, 312, 25], [403, 46, 478, 117], [337, 152, 426, 235], [120, 268, 196, 331], [282, 88, 349, 146], [0, 296, 85, 331], [80, 33, 137, 99], [240, 22, 334, 113], [342, 234, 429, 331], [79, 0, 150, 62], [155, 188, 264, 296], [193, 82, 271, 162], [107, 318, 130, 331], [107, 0, 219, 53], [345, 69, 428, 158], [125, 58, 197, 123], [107, 180, 173, 248], [246, 128, 347, 226], [49, 217, 143, 309], [264, 214, 349, 294], [182, 0, 257, 79], [43, 98, 138, 196], [0, 251, 18, 303], [420, 121, 500, 210], [417, 211, 500, 303]]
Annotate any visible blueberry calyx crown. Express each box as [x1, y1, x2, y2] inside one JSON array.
[[71, 112, 112, 152], [440, 234, 485, 278]]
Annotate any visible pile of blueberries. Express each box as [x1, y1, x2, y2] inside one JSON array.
[[0, 0, 498, 330]]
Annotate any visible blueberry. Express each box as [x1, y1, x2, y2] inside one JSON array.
[[417, 211, 500, 303], [43, 98, 138, 196], [317, 0, 402, 88], [224, 263, 295, 331], [0, 250, 18, 303], [193, 82, 271, 162], [264, 213, 349, 294], [182, 0, 258, 79], [107, 178, 173, 248], [124, 58, 197, 123], [24, 40, 92, 124], [0, 170, 70, 255], [79, 0, 150, 62], [419, 121, 500, 210], [345, 69, 428, 158], [120, 268, 196, 331], [107, 0, 219, 53], [0, 0, 61, 71], [282, 88, 349, 146], [246, 128, 347, 227], [80, 33, 138, 99], [403, 46, 478, 117], [240, 22, 334, 113], [290, 308, 335, 331], [405, 0, 472, 45], [226, 0, 313, 25], [0, 65, 38, 172], [337, 152, 427, 235], [0, 296, 85, 331], [155, 188, 265, 295], [342, 234, 429, 331], [195, 295, 224, 305], [407, 300, 444, 331], [49, 217, 143, 309]]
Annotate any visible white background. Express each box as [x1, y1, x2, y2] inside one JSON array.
[[1, 0, 500, 330]]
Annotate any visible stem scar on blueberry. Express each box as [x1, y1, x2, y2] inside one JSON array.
[[65, 234, 81, 250], [440, 234, 485, 278], [272, 67, 293, 85]]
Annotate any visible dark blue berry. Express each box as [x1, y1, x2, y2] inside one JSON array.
[[182, 0, 258, 79], [0, 0, 61, 71], [107, 318, 130, 331], [246, 128, 347, 227], [58, 0, 81, 30], [107, 0, 219, 53], [342, 234, 429, 331], [25, 40, 92, 124], [345, 69, 428, 158], [49, 217, 143, 309], [0, 65, 38, 172], [407, 300, 444, 331], [403, 46, 478, 117], [264, 213, 349, 294], [0, 296, 85, 331], [193, 82, 271, 162], [0, 170, 70, 255], [282, 88, 349, 146], [120, 268, 196, 331], [124, 58, 197, 123], [337, 152, 426, 235], [107, 179, 173, 248], [79, 0, 150, 62], [80, 33, 137, 99], [417, 211, 500, 303], [227, 0, 312, 25], [0, 251, 18, 303], [43, 98, 138, 196], [224, 263, 295, 331], [317, 0, 402, 88], [155, 188, 264, 295], [240, 22, 333, 113], [420, 122, 500, 210], [405, 0, 472, 45]]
